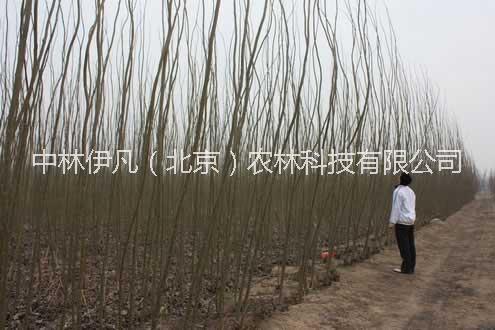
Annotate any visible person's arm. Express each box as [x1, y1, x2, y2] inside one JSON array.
[[389, 189, 401, 227]]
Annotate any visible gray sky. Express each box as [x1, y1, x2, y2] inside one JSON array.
[[4, 1, 493, 172], [384, 0, 495, 172]]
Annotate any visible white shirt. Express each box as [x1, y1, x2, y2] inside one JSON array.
[[389, 185, 416, 225]]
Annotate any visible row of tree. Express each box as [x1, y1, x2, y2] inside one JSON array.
[[0, 1, 478, 328]]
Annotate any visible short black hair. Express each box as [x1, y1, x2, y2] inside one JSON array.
[[400, 172, 412, 186]]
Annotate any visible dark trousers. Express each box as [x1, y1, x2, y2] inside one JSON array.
[[395, 224, 416, 273]]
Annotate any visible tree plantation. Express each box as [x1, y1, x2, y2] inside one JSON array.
[[0, 1, 481, 329]]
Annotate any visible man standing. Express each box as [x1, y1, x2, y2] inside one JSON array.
[[389, 172, 416, 274]]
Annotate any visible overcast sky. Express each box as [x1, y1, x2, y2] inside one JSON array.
[[3, 1, 493, 173], [384, 0, 495, 173]]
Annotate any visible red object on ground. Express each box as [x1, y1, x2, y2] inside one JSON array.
[[320, 251, 336, 261]]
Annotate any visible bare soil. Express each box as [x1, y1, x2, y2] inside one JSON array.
[[260, 193, 495, 330]]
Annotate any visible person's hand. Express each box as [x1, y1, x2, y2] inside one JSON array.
[[388, 223, 395, 228]]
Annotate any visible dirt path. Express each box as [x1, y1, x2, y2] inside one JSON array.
[[261, 194, 495, 330]]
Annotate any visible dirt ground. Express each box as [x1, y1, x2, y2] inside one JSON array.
[[260, 193, 495, 330]]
